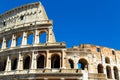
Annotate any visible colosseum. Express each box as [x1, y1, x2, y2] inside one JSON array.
[[0, 1, 119, 80]]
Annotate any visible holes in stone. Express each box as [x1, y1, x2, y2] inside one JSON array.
[[20, 15, 24, 20]]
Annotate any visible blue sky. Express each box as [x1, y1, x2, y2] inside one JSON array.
[[0, 0, 120, 49]]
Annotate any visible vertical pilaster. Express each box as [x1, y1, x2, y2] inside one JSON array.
[[34, 30, 39, 44], [5, 56, 11, 71], [47, 27, 56, 43], [22, 32, 27, 46], [31, 51, 37, 69], [17, 53, 23, 70], [61, 50, 66, 69], [11, 34, 16, 47], [46, 50, 50, 69], [2, 37, 6, 49]]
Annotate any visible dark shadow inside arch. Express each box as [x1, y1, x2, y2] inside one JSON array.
[[23, 56, 30, 69], [78, 59, 88, 70], [97, 64, 104, 73], [11, 58, 17, 70], [68, 59, 74, 68], [27, 34, 34, 45], [105, 57, 110, 64], [16, 36, 22, 46], [51, 54, 60, 68], [113, 67, 119, 80], [106, 66, 112, 79], [39, 32, 47, 43], [0, 59, 7, 71], [37, 55, 45, 68]]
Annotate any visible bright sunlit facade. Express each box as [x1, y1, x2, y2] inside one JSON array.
[[0, 2, 119, 80]]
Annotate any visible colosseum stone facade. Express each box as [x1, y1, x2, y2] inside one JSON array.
[[0, 2, 119, 80]]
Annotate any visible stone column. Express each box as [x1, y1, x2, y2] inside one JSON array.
[[45, 50, 51, 69], [47, 27, 56, 43], [5, 56, 11, 71], [31, 51, 37, 69], [11, 34, 16, 47], [34, 29, 39, 44], [61, 50, 66, 69], [2, 37, 6, 49], [17, 53, 23, 70], [22, 32, 27, 46]]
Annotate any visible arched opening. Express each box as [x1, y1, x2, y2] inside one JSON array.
[[97, 64, 104, 73], [106, 66, 112, 79], [37, 55, 45, 68], [39, 32, 47, 43], [51, 54, 60, 68], [7, 38, 12, 48], [68, 59, 74, 68], [0, 59, 7, 71], [113, 67, 119, 80], [23, 56, 30, 69], [78, 59, 88, 70], [11, 58, 17, 70], [105, 57, 110, 64], [16, 36, 22, 46], [27, 33, 34, 45]]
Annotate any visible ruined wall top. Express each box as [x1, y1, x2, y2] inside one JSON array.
[[0, 2, 49, 31]]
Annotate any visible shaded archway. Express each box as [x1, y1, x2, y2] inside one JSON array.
[[68, 59, 74, 68], [16, 35, 22, 46], [0, 59, 7, 71], [11, 58, 18, 70], [37, 55, 45, 68], [51, 54, 60, 68], [78, 58, 88, 70], [106, 66, 112, 79], [23, 56, 31, 69], [97, 64, 104, 73], [105, 57, 110, 64], [39, 32, 47, 43], [27, 33, 34, 45], [113, 66, 119, 80]]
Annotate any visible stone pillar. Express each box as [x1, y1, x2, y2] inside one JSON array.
[[17, 53, 23, 70], [61, 50, 66, 69], [46, 50, 51, 69], [34, 29, 39, 44], [31, 51, 37, 69], [5, 56, 11, 71], [11, 34, 16, 47], [47, 27, 56, 43], [111, 67, 114, 79], [22, 32, 27, 46], [2, 37, 6, 49]]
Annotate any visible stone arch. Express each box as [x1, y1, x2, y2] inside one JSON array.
[[16, 34, 22, 46], [68, 59, 74, 69], [97, 64, 104, 73], [37, 55, 45, 68], [105, 57, 110, 64], [113, 66, 119, 80], [27, 32, 34, 45], [39, 31, 48, 43], [51, 54, 60, 68], [11, 57, 18, 70], [106, 66, 112, 79], [23, 55, 31, 69], [78, 58, 88, 70]]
